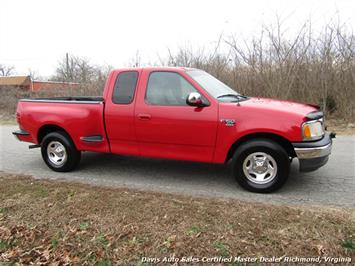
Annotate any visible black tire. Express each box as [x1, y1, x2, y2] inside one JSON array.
[[231, 139, 290, 193], [41, 131, 81, 172]]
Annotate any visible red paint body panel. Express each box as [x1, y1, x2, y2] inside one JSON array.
[[134, 68, 218, 162], [15, 67, 318, 164], [16, 101, 109, 153], [104, 69, 142, 156], [213, 99, 315, 163]]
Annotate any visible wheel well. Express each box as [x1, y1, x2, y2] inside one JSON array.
[[225, 133, 296, 162], [37, 124, 68, 144]]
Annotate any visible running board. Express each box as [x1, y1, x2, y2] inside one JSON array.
[[29, 144, 41, 149], [80, 135, 104, 143], [12, 129, 30, 136]]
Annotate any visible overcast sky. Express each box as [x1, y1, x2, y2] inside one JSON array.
[[1, 0, 355, 77]]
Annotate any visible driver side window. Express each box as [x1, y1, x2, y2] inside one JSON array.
[[146, 72, 197, 105]]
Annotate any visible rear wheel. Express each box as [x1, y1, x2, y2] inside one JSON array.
[[41, 131, 81, 172], [232, 139, 290, 193]]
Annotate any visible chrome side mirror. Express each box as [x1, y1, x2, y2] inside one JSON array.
[[186, 92, 206, 107]]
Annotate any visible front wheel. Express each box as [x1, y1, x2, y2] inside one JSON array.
[[41, 131, 81, 172], [232, 139, 290, 193]]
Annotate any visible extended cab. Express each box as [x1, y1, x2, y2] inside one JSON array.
[[13, 67, 335, 192]]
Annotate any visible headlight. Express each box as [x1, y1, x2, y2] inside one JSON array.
[[302, 119, 324, 141]]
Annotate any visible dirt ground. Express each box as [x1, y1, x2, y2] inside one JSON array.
[[0, 173, 354, 265]]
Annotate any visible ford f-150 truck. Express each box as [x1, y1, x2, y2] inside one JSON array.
[[13, 67, 335, 193]]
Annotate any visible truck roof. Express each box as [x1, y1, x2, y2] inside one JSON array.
[[111, 66, 197, 72]]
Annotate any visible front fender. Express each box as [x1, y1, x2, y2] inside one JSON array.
[[213, 104, 304, 163]]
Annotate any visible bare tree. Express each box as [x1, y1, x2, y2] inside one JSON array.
[[28, 69, 40, 80], [158, 18, 355, 120], [128, 50, 142, 67], [0, 64, 15, 76], [53, 54, 96, 83]]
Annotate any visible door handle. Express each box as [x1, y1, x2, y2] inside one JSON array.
[[138, 114, 151, 120]]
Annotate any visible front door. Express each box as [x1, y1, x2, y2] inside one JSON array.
[[135, 70, 218, 162]]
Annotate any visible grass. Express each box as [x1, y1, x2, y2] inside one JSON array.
[[0, 240, 15, 252], [326, 119, 355, 136], [0, 172, 354, 265], [186, 225, 202, 236], [80, 222, 90, 231], [342, 240, 355, 250], [213, 241, 229, 257]]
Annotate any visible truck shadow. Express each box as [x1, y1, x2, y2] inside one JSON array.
[[77, 152, 313, 194]]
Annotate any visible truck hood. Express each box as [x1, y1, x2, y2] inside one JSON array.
[[218, 97, 319, 142], [240, 97, 318, 117]]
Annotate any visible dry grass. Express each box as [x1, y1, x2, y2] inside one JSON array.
[[327, 119, 355, 136], [0, 172, 354, 265]]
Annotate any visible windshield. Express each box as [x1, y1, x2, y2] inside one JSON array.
[[186, 70, 240, 99]]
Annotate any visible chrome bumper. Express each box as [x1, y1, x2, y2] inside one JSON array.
[[294, 142, 332, 159], [292, 132, 334, 172]]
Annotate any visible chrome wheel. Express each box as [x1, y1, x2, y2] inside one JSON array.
[[47, 141, 67, 167], [242, 152, 277, 184]]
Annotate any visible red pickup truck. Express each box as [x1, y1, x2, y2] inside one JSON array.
[[13, 67, 334, 192]]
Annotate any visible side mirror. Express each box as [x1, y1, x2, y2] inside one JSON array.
[[186, 92, 206, 107]]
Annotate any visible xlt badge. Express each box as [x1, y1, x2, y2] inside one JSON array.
[[220, 119, 236, 127]]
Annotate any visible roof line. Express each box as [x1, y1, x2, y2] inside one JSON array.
[[33, 80, 80, 85]]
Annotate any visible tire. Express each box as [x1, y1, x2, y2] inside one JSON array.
[[41, 131, 81, 172], [231, 139, 290, 193]]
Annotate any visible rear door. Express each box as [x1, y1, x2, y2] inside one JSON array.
[[134, 69, 218, 162], [105, 70, 141, 156]]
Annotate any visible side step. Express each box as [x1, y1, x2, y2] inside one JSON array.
[[12, 129, 30, 136], [80, 135, 104, 143], [29, 144, 41, 149]]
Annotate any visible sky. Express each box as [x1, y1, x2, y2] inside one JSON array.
[[1, 0, 355, 77]]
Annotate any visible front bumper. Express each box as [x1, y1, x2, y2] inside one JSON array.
[[292, 132, 335, 172]]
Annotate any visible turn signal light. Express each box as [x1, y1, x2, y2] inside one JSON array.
[[303, 124, 311, 138]]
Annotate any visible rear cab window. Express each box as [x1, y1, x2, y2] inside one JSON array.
[[112, 71, 139, 104]]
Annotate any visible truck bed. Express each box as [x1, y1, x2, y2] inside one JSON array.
[[16, 97, 110, 153]]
